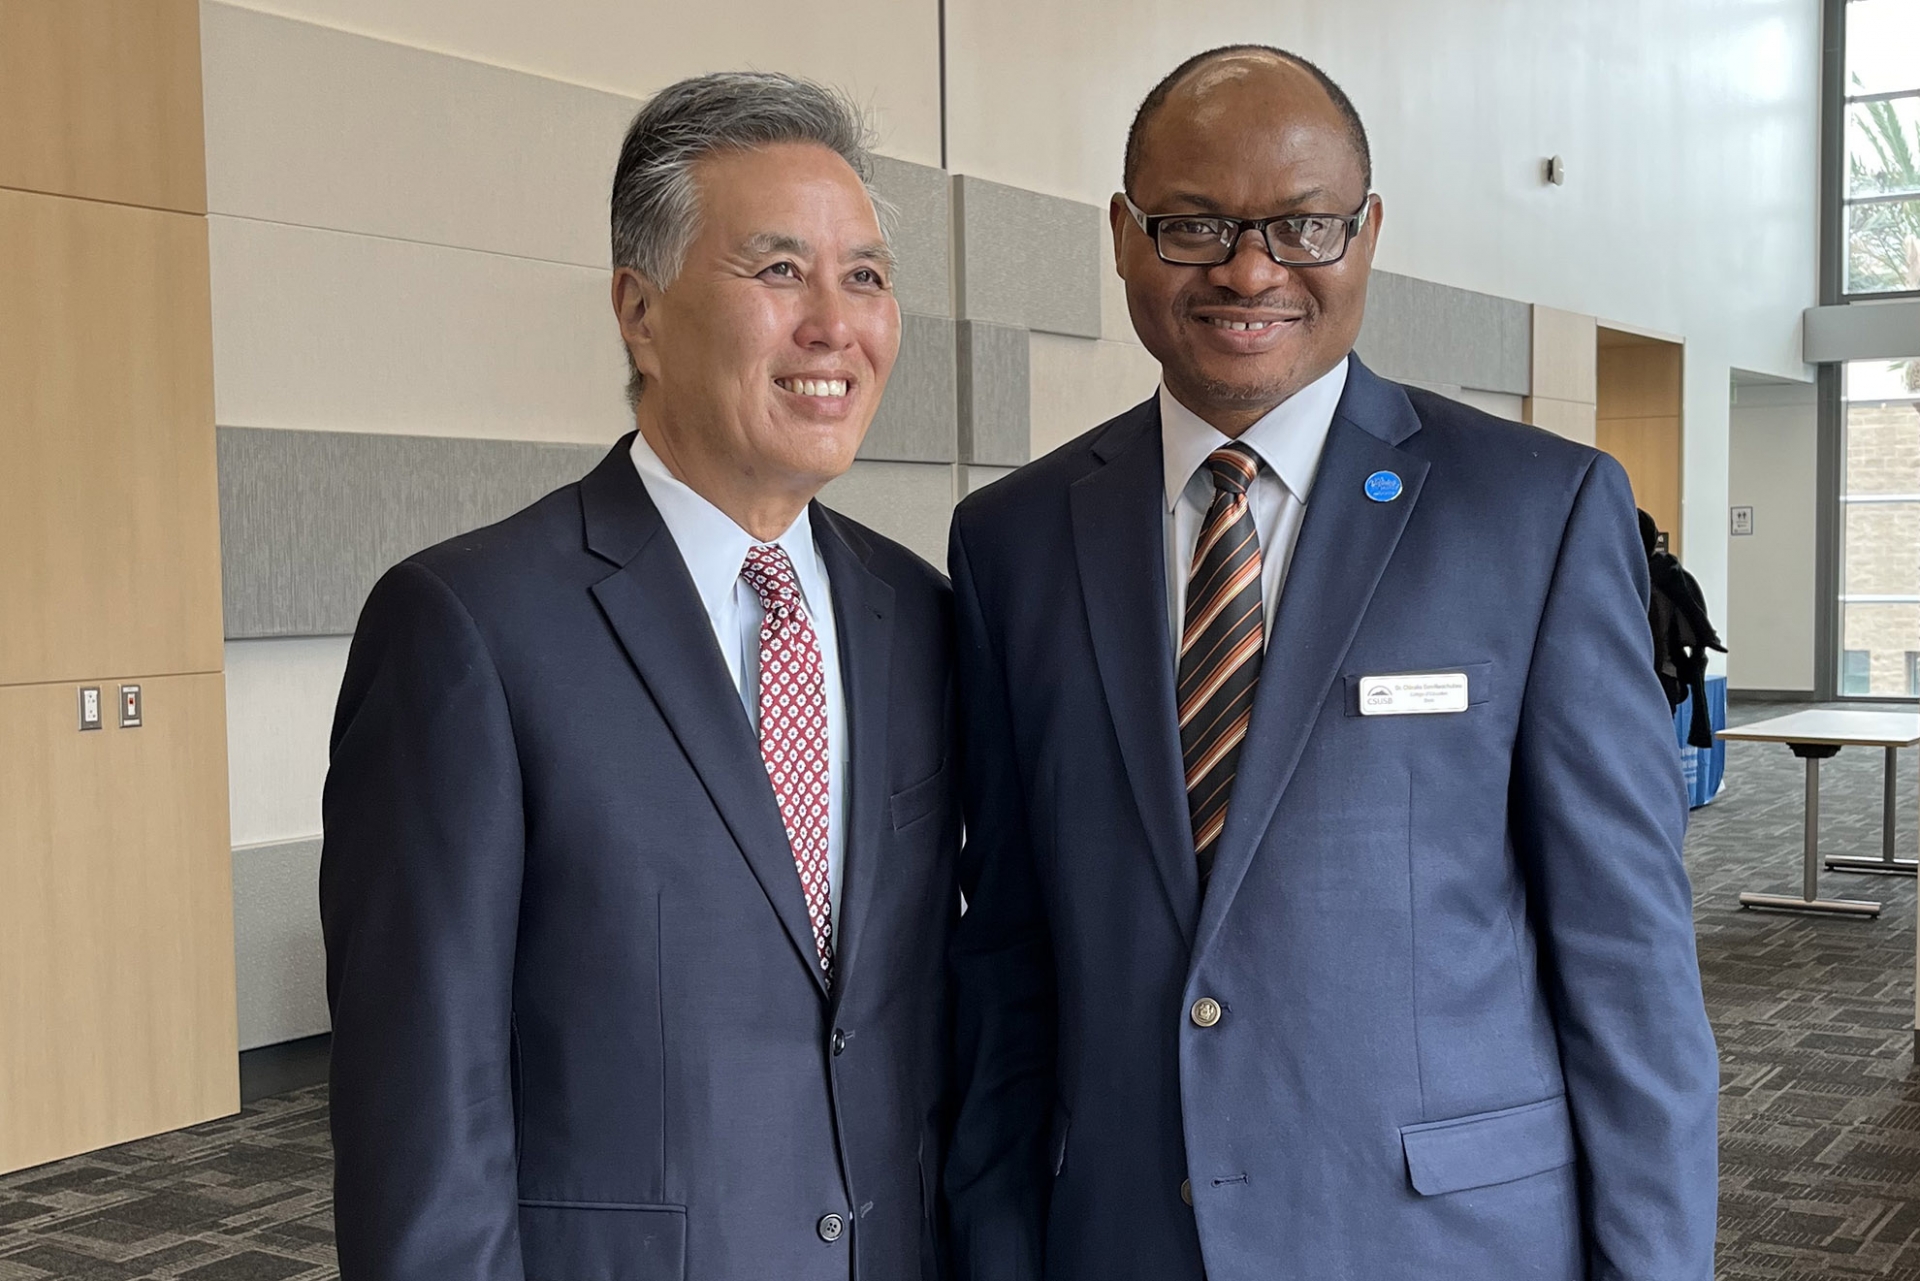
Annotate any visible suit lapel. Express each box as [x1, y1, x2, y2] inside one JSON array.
[[580, 436, 829, 998], [810, 505, 894, 1008], [1069, 400, 1201, 946], [1192, 362, 1430, 964]]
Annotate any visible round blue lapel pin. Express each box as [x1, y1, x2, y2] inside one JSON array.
[[1364, 470, 1404, 503]]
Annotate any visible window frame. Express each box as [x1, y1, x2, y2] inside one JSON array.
[[1831, 0, 1920, 302]]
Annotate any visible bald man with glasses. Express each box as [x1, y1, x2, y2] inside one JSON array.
[[943, 44, 1718, 1281]]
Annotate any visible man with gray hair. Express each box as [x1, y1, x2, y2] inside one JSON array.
[[321, 71, 957, 1280]]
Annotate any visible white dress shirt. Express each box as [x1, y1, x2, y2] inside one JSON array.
[[631, 430, 848, 938], [1162, 356, 1349, 654]]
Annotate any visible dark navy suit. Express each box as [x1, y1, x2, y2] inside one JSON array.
[[321, 436, 958, 1281], [945, 358, 1717, 1280]]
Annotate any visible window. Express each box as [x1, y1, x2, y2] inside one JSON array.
[[1838, 359, 1920, 696], [1841, 0, 1920, 296], [1908, 650, 1920, 696]]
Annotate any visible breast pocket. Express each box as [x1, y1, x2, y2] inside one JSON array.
[[889, 761, 950, 831]]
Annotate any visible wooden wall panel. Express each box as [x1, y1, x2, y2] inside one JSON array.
[[1529, 306, 1598, 405], [1597, 415, 1684, 551], [0, 188, 223, 685], [0, 0, 206, 212], [0, 673, 237, 1175], [1520, 396, 1598, 446], [1596, 338, 1685, 554], [1598, 343, 1684, 420]]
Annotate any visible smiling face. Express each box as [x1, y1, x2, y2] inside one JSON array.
[[615, 141, 899, 534], [1112, 53, 1381, 435]]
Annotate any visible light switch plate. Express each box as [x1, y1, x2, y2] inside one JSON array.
[[119, 684, 142, 728], [79, 686, 102, 731]]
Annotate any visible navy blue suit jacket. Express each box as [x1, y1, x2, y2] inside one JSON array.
[[320, 436, 959, 1281], [944, 358, 1718, 1280]]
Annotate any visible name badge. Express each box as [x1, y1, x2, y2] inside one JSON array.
[[1358, 671, 1470, 716]]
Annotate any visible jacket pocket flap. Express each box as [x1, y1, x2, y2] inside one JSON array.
[[519, 1201, 686, 1281], [889, 761, 950, 830], [1400, 1095, 1575, 1196]]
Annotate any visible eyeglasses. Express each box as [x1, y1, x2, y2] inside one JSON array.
[[1120, 193, 1373, 267]]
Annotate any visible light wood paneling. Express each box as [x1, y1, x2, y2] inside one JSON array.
[[0, 673, 238, 1175], [1598, 343, 1684, 420], [1598, 415, 1684, 552], [1530, 306, 1598, 405], [1596, 335, 1685, 555], [1522, 395, 1598, 446], [0, 0, 206, 213], [0, 188, 223, 685]]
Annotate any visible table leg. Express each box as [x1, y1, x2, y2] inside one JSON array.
[[1740, 747, 1881, 917], [1826, 746, 1918, 876]]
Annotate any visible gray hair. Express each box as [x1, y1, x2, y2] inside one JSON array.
[[611, 71, 889, 407]]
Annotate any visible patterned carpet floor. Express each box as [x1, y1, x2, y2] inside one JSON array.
[[1, 699, 1916, 1278]]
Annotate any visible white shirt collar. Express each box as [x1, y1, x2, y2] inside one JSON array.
[[629, 428, 826, 618], [1160, 355, 1350, 514]]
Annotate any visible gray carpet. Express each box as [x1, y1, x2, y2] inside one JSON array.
[[0, 698, 1916, 1278]]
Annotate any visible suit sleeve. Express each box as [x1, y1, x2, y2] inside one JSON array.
[[1510, 455, 1719, 1281], [320, 560, 526, 1281], [943, 514, 1058, 1281]]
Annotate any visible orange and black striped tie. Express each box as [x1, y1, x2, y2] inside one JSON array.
[[1178, 443, 1265, 882]]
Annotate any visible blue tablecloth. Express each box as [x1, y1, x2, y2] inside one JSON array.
[[1674, 675, 1727, 808]]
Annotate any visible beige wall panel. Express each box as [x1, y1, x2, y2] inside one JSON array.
[[225, 638, 349, 847], [209, 0, 943, 166], [202, 4, 636, 267], [209, 215, 630, 441], [1597, 343, 1684, 421], [1029, 333, 1162, 458], [0, 0, 206, 212], [0, 673, 237, 1174], [1522, 396, 1598, 446], [819, 461, 955, 567], [0, 190, 223, 686], [1597, 415, 1684, 551], [1531, 307, 1598, 405], [1454, 388, 1527, 422], [1727, 382, 1818, 690]]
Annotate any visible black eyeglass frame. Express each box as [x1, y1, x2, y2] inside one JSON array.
[[1119, 192, 1375, 267]]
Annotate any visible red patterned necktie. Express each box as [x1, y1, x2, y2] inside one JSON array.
[[1177, 443, 1265, 882], [740, 543, 835, 983]]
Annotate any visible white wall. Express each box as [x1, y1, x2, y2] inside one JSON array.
[[1727, 378, 1819, 691], [943, 0, 1822, 637]]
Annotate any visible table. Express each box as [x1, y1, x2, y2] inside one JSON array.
[[1716, 710, 1920, 919]]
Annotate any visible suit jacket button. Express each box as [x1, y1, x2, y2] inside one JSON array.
[[818, 1213, 844, 1242], [1190, 997, 1222, 1028], [831, 1029, 847, 1056], [1180, 1178, 1193, 1206]]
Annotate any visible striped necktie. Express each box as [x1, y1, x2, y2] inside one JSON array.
[[1177, 443, 1265, 882]]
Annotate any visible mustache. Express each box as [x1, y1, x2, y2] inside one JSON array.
[[1180, 289, 1317, 317]]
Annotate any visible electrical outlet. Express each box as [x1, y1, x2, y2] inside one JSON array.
[[119, 684, 142, 728], [79, 686, 103, 731]]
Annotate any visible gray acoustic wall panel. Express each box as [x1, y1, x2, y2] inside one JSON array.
[[953, 175, 1102, 339], [819, 461, 955, 567], [861, 313, 958, 463], [233, 838, 329, 1051], [1355, 271, 1531, 396], [870, 155, 953, 319], [958, 320, 1032, 467], [965, 466, 1016, 496], [220, 427, 606, 637]]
